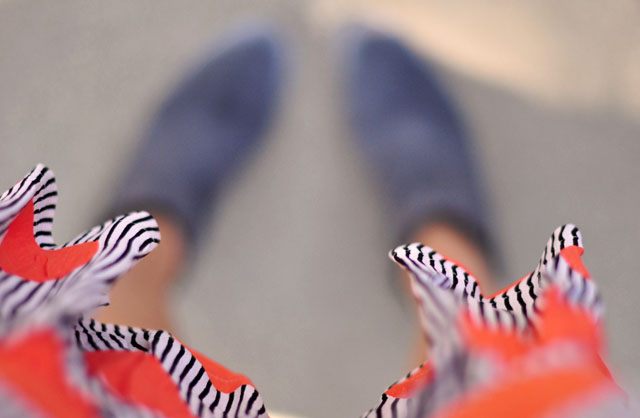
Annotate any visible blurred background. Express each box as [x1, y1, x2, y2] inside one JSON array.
[[1, 1, 639, 417]]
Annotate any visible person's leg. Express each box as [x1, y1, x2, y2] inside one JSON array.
[[345, 27, 495, 281], [95, 215, 184, 333], [407, 222, 493, 363], [344, 27, 496, 362], [412, 223, 492, 290], [95, 29, 283, 333]]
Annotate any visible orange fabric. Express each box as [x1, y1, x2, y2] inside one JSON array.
[[185, 344, 254, 393], [437, 366, 612, 418], [486, 245, 590, 299], [0, 329, 98, 418], [462, 288, 608, 371], [385, 361, 435, 398], [449, 287, 620, 417], [536, 288, 601, 352], [460, 312, 528, 362], [536, 288, 615, 380], [84, 350, 197, 418], [560, 246, 591, 278], [0, 200, 98, 282]]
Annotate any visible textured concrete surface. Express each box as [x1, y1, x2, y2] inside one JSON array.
[[1, 1, 639, 417]]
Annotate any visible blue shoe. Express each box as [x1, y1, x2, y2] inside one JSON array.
[[110, 28, 283, 243], [344, 27, 494, 257]]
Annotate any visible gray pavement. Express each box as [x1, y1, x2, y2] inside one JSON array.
[[1, 1, 639, 417]]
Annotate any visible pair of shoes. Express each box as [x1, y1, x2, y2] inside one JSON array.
[[110, 25, 491, 255]]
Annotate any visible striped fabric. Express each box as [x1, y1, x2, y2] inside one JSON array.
[[0, 164, 160, 334], [0, 165, 267, 418], [361, 362, 431, 418], [362, 224, 625, 418], [75, 318, 267, 418], [0, 164, 629, 417], [390, 224, 597, 339]]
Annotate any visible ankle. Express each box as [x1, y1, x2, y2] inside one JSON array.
[[411, 221, 493, 293], [93, 215, 185, 333]]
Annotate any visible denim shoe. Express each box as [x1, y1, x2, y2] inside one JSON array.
[[110, 27, 283, 243], [344, 26, 494, 258]]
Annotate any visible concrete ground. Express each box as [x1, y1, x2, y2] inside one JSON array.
[[1, 1, 639, 416]]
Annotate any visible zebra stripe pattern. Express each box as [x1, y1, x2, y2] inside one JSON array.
[[0, 164, 160, 334], [363, 224, 603, 418], [361, 362, 431, 418], [0, 165, 168, 416], [0, 165, 269, 417], [0, 165, 57, 245], [361, 394, 408, 418], [538, 254, 602, 318], [390, 224, 596, 337], [75, 318, 268, 418]]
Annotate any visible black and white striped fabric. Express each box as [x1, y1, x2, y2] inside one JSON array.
[[57, 326, 163, 418], [1, 165, 619, 418], [0, 164, 160, 335], [361, 393, 408, 418], [0, 165, 168, 416], [390, 224, 598, 338], [75, 318, 268, 418], [363, 224, 604, 418], [538, 252, 601, 317], [0, 165, 269, 417], [361, 362, 428, 418]]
